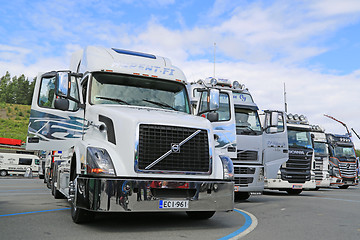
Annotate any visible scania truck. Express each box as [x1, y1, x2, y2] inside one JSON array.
[[265, 114, 316, 195], [311, 125, 330, 189], [189, 78, 288, 200], [26, 46, 234, 223], [326, 133, 359, 188]]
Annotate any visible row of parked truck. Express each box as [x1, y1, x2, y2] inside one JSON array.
[[24, 46, 359, 223]]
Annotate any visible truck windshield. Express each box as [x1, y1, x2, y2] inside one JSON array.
[[333, 146, 356, 159], [288, 130, 312, 149], [314, 142, 328, 155], [235, 108, 262, 135], [90, 73, 190, 113]]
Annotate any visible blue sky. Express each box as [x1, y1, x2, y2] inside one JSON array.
[[1, 0, 360, 146]]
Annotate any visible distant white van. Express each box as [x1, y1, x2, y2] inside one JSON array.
[[0, 152, 40, 176]]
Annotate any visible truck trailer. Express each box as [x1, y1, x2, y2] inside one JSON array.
[[26, 46, 234, 223]]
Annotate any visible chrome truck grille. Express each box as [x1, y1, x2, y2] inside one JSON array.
[[137, 124, 210, 173], [281, 149, 312, 183], [234, 177, 253, 185], [339, 162, 357, 178], [232, 150, 258, 162], [314, 156, 324, 180]]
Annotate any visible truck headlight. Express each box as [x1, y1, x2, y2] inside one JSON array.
[[86, 147, 116, 176], [331, 166, 340, 178], [220, 155, 234, 180]]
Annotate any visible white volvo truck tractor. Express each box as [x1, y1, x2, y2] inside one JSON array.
[[26, 46, 234, 223]]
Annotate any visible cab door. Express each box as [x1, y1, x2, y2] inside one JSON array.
[[196, 89, 237, 158], [26, 71, 84, 151], [262, 110, 289, 179]]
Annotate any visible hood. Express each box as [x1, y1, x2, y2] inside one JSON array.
[[88, 105, 211, 130], [84, 105, 215, 178]]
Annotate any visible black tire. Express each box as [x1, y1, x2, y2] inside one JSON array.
[[339, 185, 349, 189], [234, 192, 251, 201], [0, 170, 7, 177], [46, 179, 51, 189], [51, 180, 64, 199], [71, 201, 95, 224], [186, 211, 215, 220], [39, 174, 44, 179], [286, 189, 302, 195]]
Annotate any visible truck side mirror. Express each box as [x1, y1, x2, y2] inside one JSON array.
[[270, 112, 279, 126], [207, 111, 219, 122], [209, 89, 220, 111], [54, 98, 69, 111], [56, 72, 70, 97]]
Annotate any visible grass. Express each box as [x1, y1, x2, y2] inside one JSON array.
[[0, 103, 30, 142]]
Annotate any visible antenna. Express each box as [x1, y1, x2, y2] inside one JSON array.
[[213, 42, 216, 78], [351, 128, 360, 140], [324, 114, 351, 137], [284, 82, 287, 113]]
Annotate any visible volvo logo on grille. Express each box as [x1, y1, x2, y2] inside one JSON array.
[[171, 143, 180, 153]]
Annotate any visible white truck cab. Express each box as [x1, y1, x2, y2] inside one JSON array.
[[311, 125, 330, 188], [265, 114, 316, 194], [26, 47, 234, 223], [189, 77, 288, 200]]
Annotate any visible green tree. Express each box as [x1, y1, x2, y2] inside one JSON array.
[[0, 72, 35, 105], [0, 71, 11, 103]]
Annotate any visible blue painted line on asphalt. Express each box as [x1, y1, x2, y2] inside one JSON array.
[[0, 208, 70, 217], [218, 209, 252, 240]]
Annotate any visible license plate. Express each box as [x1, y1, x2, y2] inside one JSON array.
[[159, 200, 189, 209], [292, 184, 302, 189]]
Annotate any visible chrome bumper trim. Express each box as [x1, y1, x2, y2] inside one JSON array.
[[75, 177, 234, 212]]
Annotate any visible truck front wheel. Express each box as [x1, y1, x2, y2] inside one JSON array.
[[0, 170, 7, 176], [71, 202, 94, 224], [234, 192, 250, 201], [186, 211, 215, 220], [339, 185, 349, 189], [286, 189, 302, 195]]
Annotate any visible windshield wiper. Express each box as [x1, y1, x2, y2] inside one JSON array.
[[142, 99, 177, 111], [96, 96, 130, 105], [237, 126, 257, 135]]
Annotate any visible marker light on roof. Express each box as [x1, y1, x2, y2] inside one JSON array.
[[293, 114, 299, 120], [233, 81, 240, 89], [210, 78, 217, 86], [287, 114, 293, 120], [299, 115, 305, 121]]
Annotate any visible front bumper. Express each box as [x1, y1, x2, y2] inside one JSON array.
[[330, 177, 359, 186], [75, 177, 234, 212], [264, 178, 316, 190], [316, 178, 331, 188]]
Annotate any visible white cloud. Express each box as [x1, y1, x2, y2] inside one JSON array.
[[308, 0, 360, 17], [1, 0, 360, 149]]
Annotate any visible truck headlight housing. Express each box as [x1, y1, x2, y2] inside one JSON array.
[[332, 167, 340, 178], [86, 147, 116, 176], [220, 155, 234, 180]]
